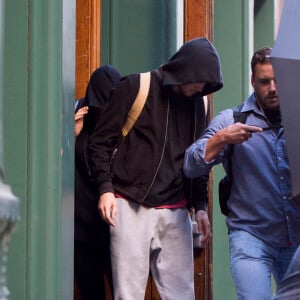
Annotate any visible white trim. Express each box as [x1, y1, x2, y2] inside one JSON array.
[[274, 0, 286, 39], [203, 96, 208, 117], [176, 0, 184, 49]]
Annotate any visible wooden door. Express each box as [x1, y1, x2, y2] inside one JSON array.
[[75, 0, 100, 100], [184, 2, 214, 299], [75, 0, 214, 299]]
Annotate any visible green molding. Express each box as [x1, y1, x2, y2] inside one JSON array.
[[3, 0, 75, 299], [3, 0, 29, 298], [26, 1, 63, 298]]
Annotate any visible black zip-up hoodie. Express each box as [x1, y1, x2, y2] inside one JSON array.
[[89, 37, 223, 210]]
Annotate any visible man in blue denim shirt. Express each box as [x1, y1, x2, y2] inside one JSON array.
[[184, 47, 300, 300]]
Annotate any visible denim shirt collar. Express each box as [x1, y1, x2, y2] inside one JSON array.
[[240, 93, 265, 117]]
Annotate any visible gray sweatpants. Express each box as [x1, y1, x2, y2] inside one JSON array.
[[110, 198, 195, 300]]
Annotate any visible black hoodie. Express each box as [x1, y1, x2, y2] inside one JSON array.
[[89, 37, 223, 209], [75, 65, 121, 242]]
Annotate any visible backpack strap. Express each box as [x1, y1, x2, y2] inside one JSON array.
[[232, 102, 249, 123], [122, 72, 151, 137], [111, 72, 151, 161], [233, 111, 249, 123]]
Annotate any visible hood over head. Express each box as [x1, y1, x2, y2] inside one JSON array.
[[161, 37, 223, 96], [82, 65, 121, 131], [85, 64, 121, 109]]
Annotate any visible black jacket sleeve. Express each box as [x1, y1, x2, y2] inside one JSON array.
[[88, 75, 139, 196]]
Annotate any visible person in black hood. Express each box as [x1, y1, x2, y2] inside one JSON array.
[[89, 37, 223, 300], [74, 65, 121, 300]]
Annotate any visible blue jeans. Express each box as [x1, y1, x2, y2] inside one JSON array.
[[229, 230, 298, 300], [273, 245, 300, 299]]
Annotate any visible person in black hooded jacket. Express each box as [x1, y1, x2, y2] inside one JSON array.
[[74, 65, 121, 300], [89, 37, 223, 300]]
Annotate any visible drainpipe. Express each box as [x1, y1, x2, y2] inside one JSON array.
[[0, 1, 20, 299]]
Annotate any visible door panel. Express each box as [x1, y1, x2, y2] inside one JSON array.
[[75, 0, 213, 299]]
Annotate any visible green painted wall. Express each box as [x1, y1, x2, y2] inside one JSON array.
[[213, 0, 276, 299], [101, 0, 178, 74], [213, 1, 251, 299], [2, 0, 75, 299], [254, 0, 275, 50]]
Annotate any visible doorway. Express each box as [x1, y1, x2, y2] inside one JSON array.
[[75, 1, 214, 299]]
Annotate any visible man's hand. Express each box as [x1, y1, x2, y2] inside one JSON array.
[[98, 192, 117, 227], [205, 123, 262, 161], [221, 123, 262, 144], [195, 209, 211, 247]]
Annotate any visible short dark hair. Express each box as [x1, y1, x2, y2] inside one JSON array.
[[251, 47, 272, 74]]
